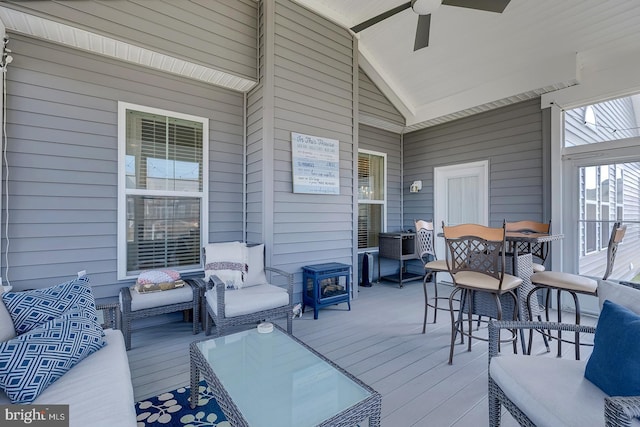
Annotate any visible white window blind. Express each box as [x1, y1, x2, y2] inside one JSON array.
[[119, 103, 207, 278], [358, 151, 386, 250]]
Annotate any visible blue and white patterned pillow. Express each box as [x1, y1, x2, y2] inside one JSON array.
[[0, 307, 106, 404], [2, 276, 98, 335]]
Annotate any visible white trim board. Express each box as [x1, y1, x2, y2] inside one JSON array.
[[0, 6, 257, 93]]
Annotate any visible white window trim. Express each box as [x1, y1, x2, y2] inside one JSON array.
[[117, 101, 209, 280], [358, 149, 387, 252]]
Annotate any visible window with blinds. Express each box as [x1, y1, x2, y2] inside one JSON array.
[[358, 150, 386, 249], [119, 103, 208, 278]]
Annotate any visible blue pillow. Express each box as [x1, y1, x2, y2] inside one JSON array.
[[0, 307, 106, 404], [1, 276, 98, 335], [585, 300, 640, 396]]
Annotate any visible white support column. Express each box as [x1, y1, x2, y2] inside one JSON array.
[[549, 103, 564, 273]]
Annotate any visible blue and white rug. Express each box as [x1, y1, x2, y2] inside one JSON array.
[[135, 381, 230, 427]]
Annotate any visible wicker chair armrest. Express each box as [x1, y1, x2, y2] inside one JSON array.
[[185, 277, 207, 291], [488, 320, 596, 359], [119, 286, 133, 313], [264, 266, 294, 296], [605, 396, 640, 427]]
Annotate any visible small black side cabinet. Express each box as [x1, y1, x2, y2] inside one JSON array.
[[302, 262, 351, 319]]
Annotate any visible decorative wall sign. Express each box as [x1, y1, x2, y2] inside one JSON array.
[[291, 132, 340, 194]]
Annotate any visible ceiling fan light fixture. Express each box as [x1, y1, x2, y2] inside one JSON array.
[[411, 0, 441, 15]]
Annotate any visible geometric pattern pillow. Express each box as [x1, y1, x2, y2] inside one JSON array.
[[0, 308, 106, 404], [1, 276, 98, 335]]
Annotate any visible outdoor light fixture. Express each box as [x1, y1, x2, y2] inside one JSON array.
[[410, 180, 422, 193]]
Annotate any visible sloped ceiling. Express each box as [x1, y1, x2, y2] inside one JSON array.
[[293, 0, 640, 130]]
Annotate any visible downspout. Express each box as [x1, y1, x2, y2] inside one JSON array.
[[243, 92, 247, 242], [0, 25, 9, 292], [400, 131, 404, 230], [352, 35, 359, 299]]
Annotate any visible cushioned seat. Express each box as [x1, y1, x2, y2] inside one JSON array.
[[198, 242, 293, 337], [205, 284, 289, 318], [488, 281, 640, 427], [490, 355, 640, 427], [527, 222, 626, 359], [532, 263, 546, 273], [425, 259, 448, 271], [530, 271, 598, 294], [119, 281, 200, 350], [443, 222, 520, 365], [454, 271, 522, 291], [125, 284, 195, 311], [0, 329, 137, 427]]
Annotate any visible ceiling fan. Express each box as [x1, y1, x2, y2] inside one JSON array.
[[350, 0, 511, 51]]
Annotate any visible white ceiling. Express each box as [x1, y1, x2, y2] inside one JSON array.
[[293, 0, 640, 130]]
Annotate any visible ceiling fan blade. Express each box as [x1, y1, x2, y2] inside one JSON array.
[[350, 2, 412, 33], [413, 14, 431, 51], [441, 0, 511, 13]]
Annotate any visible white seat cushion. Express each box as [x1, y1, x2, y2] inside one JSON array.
[[425, 259, 448, 272], [0, 329, 136, 427], [491, 354, 640, 427], [120, 283, 194, 312], [453, 271, 522, 291], [0, 300, 15, 341], [532, 262, 546, 273], [531, 271, 598, 294], [206, 284, 289, 318]]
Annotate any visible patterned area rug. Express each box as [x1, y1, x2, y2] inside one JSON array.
[[135, 381, 230, 427]]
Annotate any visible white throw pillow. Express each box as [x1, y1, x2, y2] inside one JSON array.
[[204, 242, 247, 289], [0, 301, 15, 342], [244, 244, 268, 287], [598, 279, 640, 314]]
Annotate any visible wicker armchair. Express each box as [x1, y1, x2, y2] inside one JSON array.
[[488, 320, 640, 427], [193, 242, 294, 337]]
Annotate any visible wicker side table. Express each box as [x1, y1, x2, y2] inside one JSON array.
[[95, 296, 121, 330]]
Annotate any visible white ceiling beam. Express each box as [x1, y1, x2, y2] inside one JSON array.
[[541, 54, 640, 110]]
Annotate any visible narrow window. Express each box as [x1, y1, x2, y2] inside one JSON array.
[[118, 102, 208, 279], [358, 150, 386, 250]]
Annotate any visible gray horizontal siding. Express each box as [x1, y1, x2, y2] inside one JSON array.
[[359, 124, 402, 231], [565, 97, 639, 146], [3, 34, 245, 296], [403, 98, 546, 228], [358, 68, 405, 127], [358, 124, 404, 279], [271, 0, 354, 298], [2, 0, 258, 81]]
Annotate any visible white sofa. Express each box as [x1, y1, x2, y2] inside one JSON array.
[[488, 280, 640, 427], [0, 299, 137, 427]]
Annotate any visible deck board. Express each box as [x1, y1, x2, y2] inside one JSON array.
[[127, 280, 597, 426]]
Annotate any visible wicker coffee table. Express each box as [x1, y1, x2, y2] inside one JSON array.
[[190, 325, 381, 427]]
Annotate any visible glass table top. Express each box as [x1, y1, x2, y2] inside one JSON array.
[[195, 326, 372, 427]]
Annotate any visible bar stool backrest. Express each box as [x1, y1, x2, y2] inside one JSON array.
[[414, 219, 437, 263], [505, 220, 551, 264], [442, 223, 506, 285], [603, 222, 626, 280]]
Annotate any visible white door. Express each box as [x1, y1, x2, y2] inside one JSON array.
[[434, 160, 489, 259]]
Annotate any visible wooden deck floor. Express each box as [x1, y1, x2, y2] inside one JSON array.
[[126, 280, 596, 426]]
